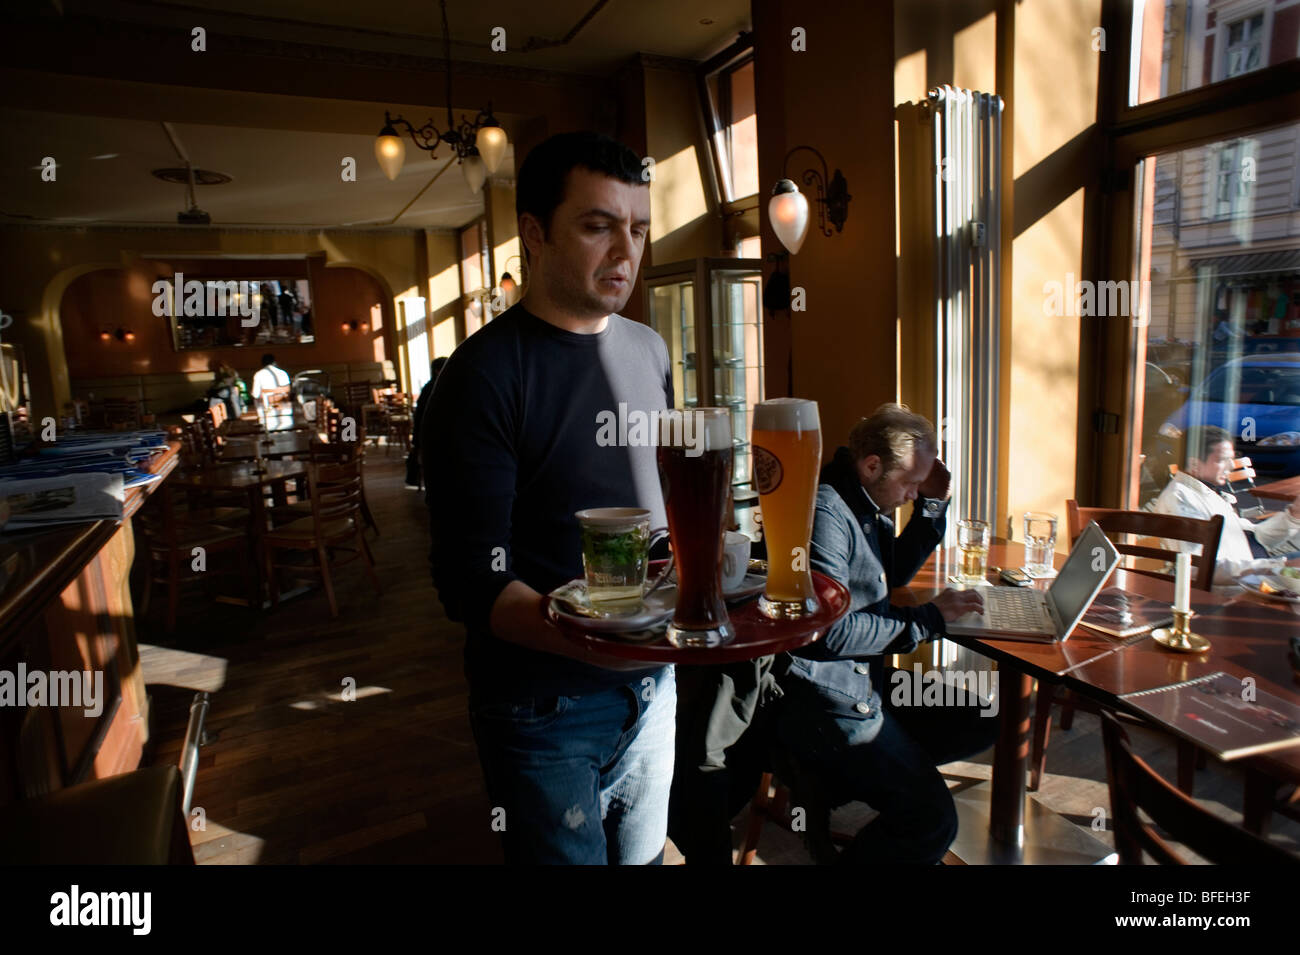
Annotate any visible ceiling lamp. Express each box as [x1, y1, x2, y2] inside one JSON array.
[[374, 0, 509, 188]]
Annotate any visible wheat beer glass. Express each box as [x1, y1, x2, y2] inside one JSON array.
[[658, 408, 735, 647], [752, 398, 822, 619]]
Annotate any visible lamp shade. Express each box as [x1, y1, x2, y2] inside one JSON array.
[[374, 125, 405, 181], [769, 179, 810, 255], [462, 151, 486, 195], [477, 124, 508, 175]]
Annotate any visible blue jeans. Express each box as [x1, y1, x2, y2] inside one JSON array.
[[468, 665, 676, 864]]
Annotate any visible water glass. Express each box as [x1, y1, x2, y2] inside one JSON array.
[[1023, 511, 1058, 575]]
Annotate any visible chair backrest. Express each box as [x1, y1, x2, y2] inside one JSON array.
[[1227, 456, 1264, 518], [340, 381, 373, 408], [1100, 711, 1298, 865], [261, 385, 292, 411], [208, 402, 227, 430], [308, 457, 364, 527], [1066, 500, 1222, 591]]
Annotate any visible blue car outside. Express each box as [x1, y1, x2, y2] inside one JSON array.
[[1161, 354, 1300, 479]]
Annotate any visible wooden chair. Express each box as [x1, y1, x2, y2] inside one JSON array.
[[381, 391, 413, 455], [263, 457, 382, 618], [208, 401, 227, 432], [1228, 456, 1265, 518], [1100, 711, 1298, 865], [260, 384, 292, 412], [736, 748, 853, 865], [1029, 502, 1225, 795], [136, 484, 256, 633]]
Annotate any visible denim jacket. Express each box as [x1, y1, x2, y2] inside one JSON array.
[[778, 446, 948, 730]]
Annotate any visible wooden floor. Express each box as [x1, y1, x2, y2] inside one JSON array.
[[138, 450, 1300, 864]]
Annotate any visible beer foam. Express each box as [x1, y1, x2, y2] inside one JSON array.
[[658, 407, 732, 453], [753, 397, 820, 432]]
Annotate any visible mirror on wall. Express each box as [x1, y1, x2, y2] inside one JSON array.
[[153, 269, 315, 350]]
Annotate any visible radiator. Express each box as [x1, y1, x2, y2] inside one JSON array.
[[898, 86, 1004, 543]]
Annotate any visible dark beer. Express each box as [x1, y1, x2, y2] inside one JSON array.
[[657, 408, 734, 647]]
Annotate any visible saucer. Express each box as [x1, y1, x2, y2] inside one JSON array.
[[547, 578, 677, 634]]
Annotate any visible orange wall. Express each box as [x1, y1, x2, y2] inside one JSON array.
[[753, 0, 899, 455], [60, 260, 389, 379]]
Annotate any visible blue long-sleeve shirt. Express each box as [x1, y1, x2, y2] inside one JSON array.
[[779, 446, 947, 723]]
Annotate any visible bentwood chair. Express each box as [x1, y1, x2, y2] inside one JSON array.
[[1100, 712, 1298, 865], [1029, 503, 1225, 795], [263, 457, 381, 618], [136, 483, 256, 633], [1228, 456, 1265, 518]]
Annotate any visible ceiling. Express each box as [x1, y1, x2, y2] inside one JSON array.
[[77, 0, 750, 76], [0, 0, 751, 231]]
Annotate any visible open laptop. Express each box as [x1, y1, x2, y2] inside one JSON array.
[[946, 521, 1120, 643]]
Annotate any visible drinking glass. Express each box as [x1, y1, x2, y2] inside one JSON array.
[[1023, 511, 1058, 575], [957, 519, 990, 584], [752, 398, 822, 619], [575, 507, 670, 615], [657, 408, 735, 647]]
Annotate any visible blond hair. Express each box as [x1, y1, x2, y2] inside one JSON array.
[[848, 403, 936, 473]]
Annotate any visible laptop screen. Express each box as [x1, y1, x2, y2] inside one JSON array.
[[1047, 522, 1119, 634]]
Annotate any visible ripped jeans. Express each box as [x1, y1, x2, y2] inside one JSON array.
[[468, 665, 676, 864]]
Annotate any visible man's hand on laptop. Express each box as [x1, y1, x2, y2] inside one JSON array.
[[918, 457, 952, 501], [932, 587, 984, 621]]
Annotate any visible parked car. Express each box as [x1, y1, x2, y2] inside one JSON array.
[[1159, 354, 1300, 479]]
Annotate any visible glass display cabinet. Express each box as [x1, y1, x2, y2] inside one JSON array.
[[643, 258, 764, 487]]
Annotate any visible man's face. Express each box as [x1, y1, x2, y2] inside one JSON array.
[[523, 168, 650, 319], [860, 447, 936, 512], [1190, 440, 1235, 485]]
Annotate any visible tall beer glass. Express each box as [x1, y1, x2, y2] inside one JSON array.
[[752, 398, 822, 619], [658, 407, 735, 647]]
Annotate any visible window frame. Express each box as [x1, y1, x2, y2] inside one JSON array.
[[1080, 0, 1300, 507], [697, 34, 758, 209]]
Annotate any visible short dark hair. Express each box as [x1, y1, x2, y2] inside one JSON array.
[[1183, 425, 1233, 465], [515, 131, 645, 240], [430, 357, 449, 379], [261, 353, 276, 367]]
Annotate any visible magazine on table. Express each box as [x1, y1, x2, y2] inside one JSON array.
[[1078, 587, 1173, 638], [0, 472, 125, 530], [1120, 671, 1300, 760]]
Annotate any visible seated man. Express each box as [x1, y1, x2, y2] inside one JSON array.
[[774, 403, 994, 865], [1153, 425, 1300, 585]]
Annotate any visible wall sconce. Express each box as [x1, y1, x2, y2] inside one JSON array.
[[100, 327, 135, 343], [768, 146, 852, 255], [498, 254, 524, 304], [341, 319, 369, 334]]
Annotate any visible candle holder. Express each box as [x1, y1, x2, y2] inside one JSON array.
[[1152, 607, 1210, 654]]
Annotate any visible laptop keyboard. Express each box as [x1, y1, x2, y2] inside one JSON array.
[[983, 587, 1050, 632]]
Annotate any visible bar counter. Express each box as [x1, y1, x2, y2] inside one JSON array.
[[0, 442, 180, 806]]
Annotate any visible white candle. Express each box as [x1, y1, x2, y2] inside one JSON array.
[[1173, 552, 1192, 613]]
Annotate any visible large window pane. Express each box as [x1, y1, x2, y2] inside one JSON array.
[[1131, 121, 1300, 506], [1132, 0, 1300, 105]]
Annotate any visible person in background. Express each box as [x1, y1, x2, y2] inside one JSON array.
[[207, 361, 246, 418], [406, 356, 448, 489], [251, 353, 290, 402], [1153, 425, 1300, 584], [773, 403, 994, 865]]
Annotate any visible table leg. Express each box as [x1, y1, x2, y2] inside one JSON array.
[[249, 484, 268, 604], [989, 669, 1033, 844]]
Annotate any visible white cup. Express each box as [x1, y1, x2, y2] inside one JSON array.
[[721, 531, 751, 592]]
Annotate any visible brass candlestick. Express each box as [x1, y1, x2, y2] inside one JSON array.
[[1152, 607, 1210, 654]]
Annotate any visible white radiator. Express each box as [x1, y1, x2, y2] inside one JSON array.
[[898, 86, 1004, 542]]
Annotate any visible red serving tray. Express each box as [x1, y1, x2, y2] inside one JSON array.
[[550, 567, 850, 664]]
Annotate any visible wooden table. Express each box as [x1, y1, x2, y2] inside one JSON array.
[[172, 460, 307, 603], [1253, 474, 1300, 502], [224, 410, 312, 436], [219, 432, 314, 461], [896, 540, 1300, 857]]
